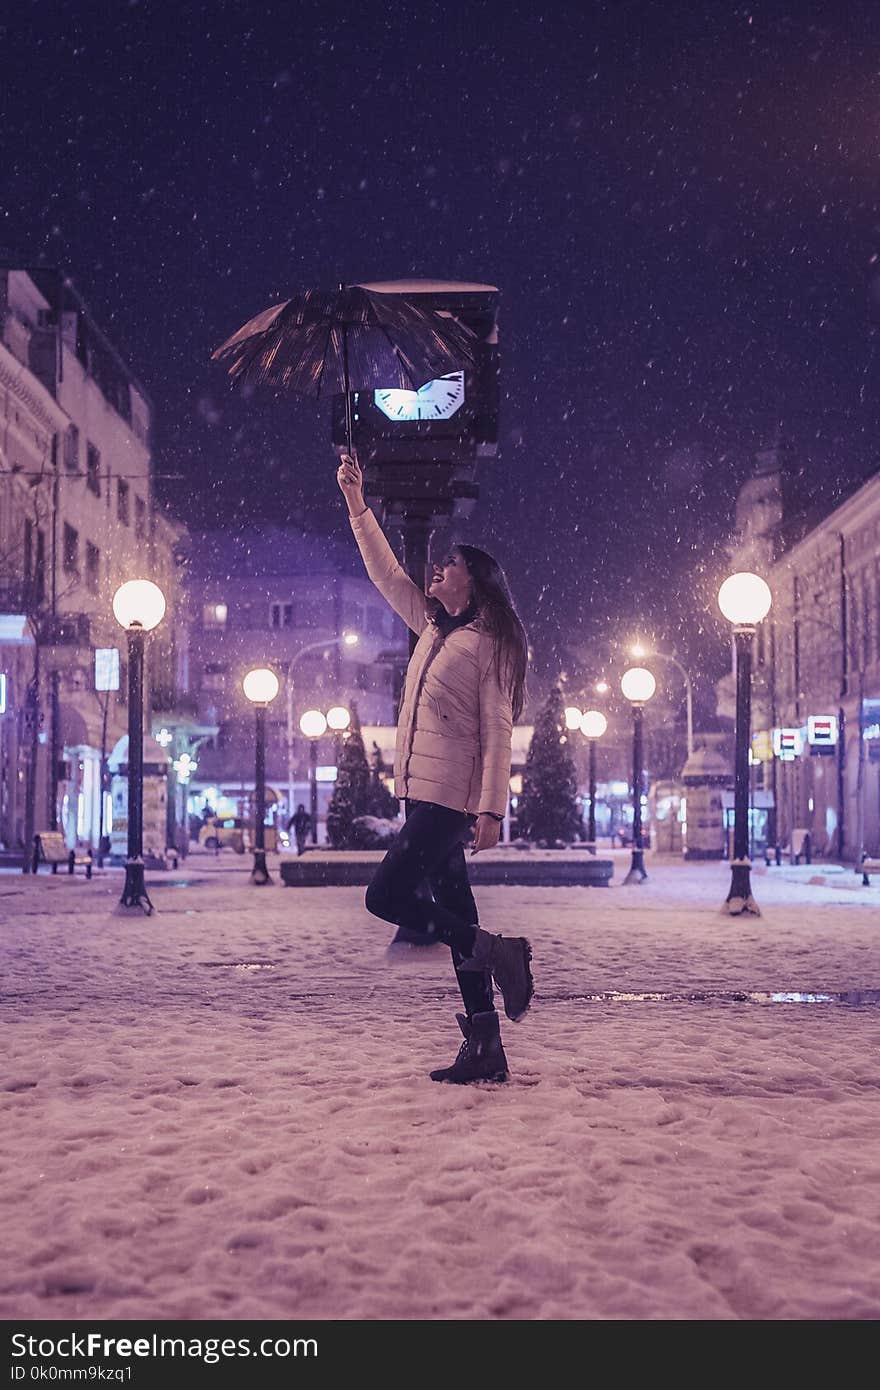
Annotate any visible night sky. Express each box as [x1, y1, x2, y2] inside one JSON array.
[[3, 0, 879, 716]]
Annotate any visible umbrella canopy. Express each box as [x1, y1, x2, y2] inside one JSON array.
[[213, 283, 476, 390], [212, 284, 477, 454]]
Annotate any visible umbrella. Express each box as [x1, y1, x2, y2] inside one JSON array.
[[211, 283, 477, 454]]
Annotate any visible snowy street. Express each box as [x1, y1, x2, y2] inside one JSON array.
[[2, 853, 879, 1322]]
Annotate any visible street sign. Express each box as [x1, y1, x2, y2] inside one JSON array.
[[772, 727, 802, 761], [95, 648, 120, 692], [807, 714, 838, 750]]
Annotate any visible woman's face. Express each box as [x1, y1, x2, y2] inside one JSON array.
[[428, 548, 473, 614]]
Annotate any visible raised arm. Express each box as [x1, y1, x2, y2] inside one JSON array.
[[336, 453, 428, 636]]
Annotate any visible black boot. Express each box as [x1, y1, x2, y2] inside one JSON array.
[[458, 928, 534, 1021], [429, 1011, 509, 1084]]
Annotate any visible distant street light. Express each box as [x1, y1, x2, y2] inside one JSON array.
[[620, 666, 656, 885], [243, 667, 280, 885], [326, 703, 352, 765], [297, 705, 351, 837], [718, 572, 772, 916], [579, 709, 608, 852], [630, 641, 694, 761], [300, 708, 328, 843], [284, 633, 359, 821], [113, 579, 166, 913]]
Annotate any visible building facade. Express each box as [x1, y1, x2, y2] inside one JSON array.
[[185, 526, 408, 827], [0, 267, 187, 857], [724, 447, 880, 860]]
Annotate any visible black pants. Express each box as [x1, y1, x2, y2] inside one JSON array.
[[365, 800, 494, 1017]]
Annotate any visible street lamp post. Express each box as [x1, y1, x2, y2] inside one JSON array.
[[300, 709, 328, 843], [631, 643, 694, 762], [113, 579, 166, 913], [243, 667, 280, 885], [579, 710, 608, 852], [621, 666, 656, 885], [285, 633, 359, 821], [326, 704, 351, 769], [718, 572, 772, 916], [296, 705, 350, 845]]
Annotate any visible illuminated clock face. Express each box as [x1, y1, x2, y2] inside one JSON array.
[[374, 370, 465, 421]]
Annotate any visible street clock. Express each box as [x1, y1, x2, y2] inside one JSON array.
[[374, 370, 466, 423], [330, 281, 500, 668], [331, 281, 499, 464]]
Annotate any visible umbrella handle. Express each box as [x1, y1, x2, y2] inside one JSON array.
[[342, 323, 354, 456]]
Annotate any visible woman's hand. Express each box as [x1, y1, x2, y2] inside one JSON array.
[[470, 814, 501, 855], [336, 453, 366, 516]]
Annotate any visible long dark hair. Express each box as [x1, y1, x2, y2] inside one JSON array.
[[427, 543, 529, 721]]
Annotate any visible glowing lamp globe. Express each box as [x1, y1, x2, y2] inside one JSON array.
[[326, 705, 351, 732], [112, 579, 166, 631], [564, 706, 583, 731], [621, 667, 656, 704], [718, 572, 772, 626], [342, 632, 359, 647], [242, 668, 280, 705], [580, 709, 608, 739], [300, 709, 327, 739]]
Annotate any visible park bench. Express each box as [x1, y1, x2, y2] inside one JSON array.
[[858, 856, 880, 887], [31, 831, 92, 878]]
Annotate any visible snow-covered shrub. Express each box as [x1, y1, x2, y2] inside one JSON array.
[[349, 815, 400, 849]]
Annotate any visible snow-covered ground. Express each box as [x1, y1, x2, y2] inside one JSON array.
[[2, 851, 879, 1321]]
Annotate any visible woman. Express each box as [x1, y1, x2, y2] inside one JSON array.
[[337, 452, 533, 1085]]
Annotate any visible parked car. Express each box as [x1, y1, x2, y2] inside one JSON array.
[[198, 818, 281, 853], [199, 817, 248, 853]]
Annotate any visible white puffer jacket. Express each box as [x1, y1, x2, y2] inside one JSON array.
[[350, 508, 513, 818]]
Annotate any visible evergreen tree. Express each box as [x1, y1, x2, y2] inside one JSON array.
[[325, 703, 371, 847], [366, 741, 400, 820], [518, 685, 582, 844]]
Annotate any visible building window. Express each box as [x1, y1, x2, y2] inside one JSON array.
[[366, 606, 389, 638], [64, 424, 79, 472], [63, 523, 79, 576], [201, 663, 228, 691], [85, 542, 100, 594], [270, 601, 294, 629], [202, 602, 228, 628], [86, 442, 101, 496], [117, 478, 130, 526], [134, 495, 146, 539]]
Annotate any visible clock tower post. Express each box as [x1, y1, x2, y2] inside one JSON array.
[[331, 280, 500, 656]]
